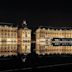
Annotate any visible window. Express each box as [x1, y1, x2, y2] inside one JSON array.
[[1, 39, 6, 43], [40, 45, 45, 53], [25, 45, 27, 48], [25, 34, 27, 37]]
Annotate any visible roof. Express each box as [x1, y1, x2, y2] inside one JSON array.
[[0, 22, 13, 25], [37, 26, 72, 30]]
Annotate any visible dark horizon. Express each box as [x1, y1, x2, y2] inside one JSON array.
[[0, 8, 72, 31]]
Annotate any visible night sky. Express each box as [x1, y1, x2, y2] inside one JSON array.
[[0, 6, 72, 29]]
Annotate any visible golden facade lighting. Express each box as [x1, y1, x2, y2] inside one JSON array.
[[0, 21, 32, 57], [36, 28, 72, 55], [18, 27, 31, 55], [0, 25, 18, 56]]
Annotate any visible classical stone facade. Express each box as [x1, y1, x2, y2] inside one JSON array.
[[0, 25, 18, 56], [36, 28, 72, 55], [0, 24, 31, 56], [18, 27, 31, 55]]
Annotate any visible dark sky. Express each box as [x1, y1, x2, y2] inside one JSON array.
[[0, 6, 72, 29]]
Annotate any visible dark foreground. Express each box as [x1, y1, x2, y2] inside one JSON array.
[[0, 54, 72, 72]]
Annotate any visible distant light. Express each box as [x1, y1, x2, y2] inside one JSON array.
[[21, 57, 27, 62], [23, 20, 27, 25]]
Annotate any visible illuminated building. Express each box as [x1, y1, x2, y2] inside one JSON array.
[[18, 27, 31, 55], [0, 25, 18, 56], [18, 21, 31, 55], [0, 21, 31, 57], [36, 28, 72, 55]]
